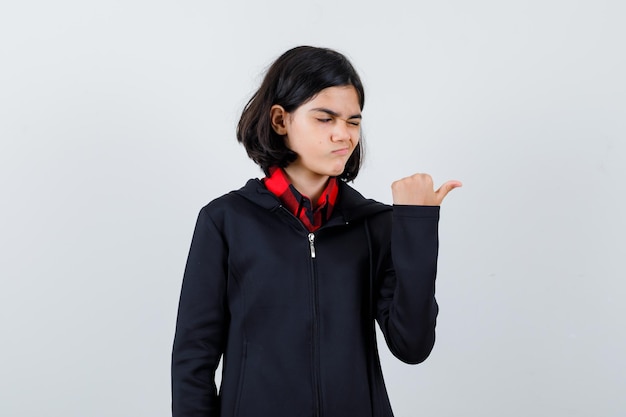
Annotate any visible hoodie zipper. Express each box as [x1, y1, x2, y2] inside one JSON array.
[[308, 231, 321, 417], [308, 233, 316, 258], [278, 207, 322, 416]]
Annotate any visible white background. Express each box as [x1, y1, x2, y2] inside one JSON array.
[[1, 1, 625, 416]]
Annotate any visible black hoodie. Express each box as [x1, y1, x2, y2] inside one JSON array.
[[172, 179, 440, 417]]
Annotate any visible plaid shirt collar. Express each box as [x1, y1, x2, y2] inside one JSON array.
[[263, 167, 339, 232]]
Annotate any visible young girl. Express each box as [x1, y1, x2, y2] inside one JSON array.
[[172, 46, 461, 417]]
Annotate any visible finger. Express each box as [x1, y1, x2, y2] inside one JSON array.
[[435, 180, 463, 201]]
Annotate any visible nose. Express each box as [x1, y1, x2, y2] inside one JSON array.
[[331, 120, 353, 143]]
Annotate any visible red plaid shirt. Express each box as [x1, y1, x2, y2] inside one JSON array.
[[263, 167, 339, 232]]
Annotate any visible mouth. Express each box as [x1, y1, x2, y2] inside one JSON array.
[[332, 148, 350, 156]]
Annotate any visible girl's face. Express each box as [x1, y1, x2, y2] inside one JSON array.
[[271, 85, 362, 181]]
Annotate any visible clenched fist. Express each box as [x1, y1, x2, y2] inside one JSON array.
[[391, 173, 462, 206]]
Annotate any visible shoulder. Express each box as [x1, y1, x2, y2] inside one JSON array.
[[336, 181, 391, 223], [198, 178, 279, 223], [339, 182, 440, 221]]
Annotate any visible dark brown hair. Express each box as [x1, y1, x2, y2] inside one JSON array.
[[236, 46, 365, 181]]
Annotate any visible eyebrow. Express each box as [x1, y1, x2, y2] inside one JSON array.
[[309, 107, 362, 120]]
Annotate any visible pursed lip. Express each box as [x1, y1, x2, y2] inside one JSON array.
[[331, 147, 350, 156]]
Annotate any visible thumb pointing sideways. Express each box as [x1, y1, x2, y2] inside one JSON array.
[[436, 180, 463, 202]]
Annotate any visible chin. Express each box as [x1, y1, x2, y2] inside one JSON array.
[[328, 166, 346, 177]]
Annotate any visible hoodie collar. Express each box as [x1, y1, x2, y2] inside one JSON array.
[[236, 178, 390, 223]]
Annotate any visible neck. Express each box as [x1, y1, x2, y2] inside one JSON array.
[[283, 166, 329, 203]]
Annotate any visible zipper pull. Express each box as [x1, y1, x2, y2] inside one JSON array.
[[308, 233, 316, 259]]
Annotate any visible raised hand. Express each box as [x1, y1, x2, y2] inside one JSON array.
[[391, 173, 462, 206]]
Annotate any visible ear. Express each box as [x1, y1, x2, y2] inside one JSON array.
[[270, 105, 288, 135]]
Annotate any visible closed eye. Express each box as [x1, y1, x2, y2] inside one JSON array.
[[317, 118, 332, 123]]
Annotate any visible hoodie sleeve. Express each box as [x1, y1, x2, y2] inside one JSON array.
[[172, 206, 228, 417], [375, 205, 440, 364]]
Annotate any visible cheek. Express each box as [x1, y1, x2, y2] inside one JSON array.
[[350, 126, 361, 140]]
